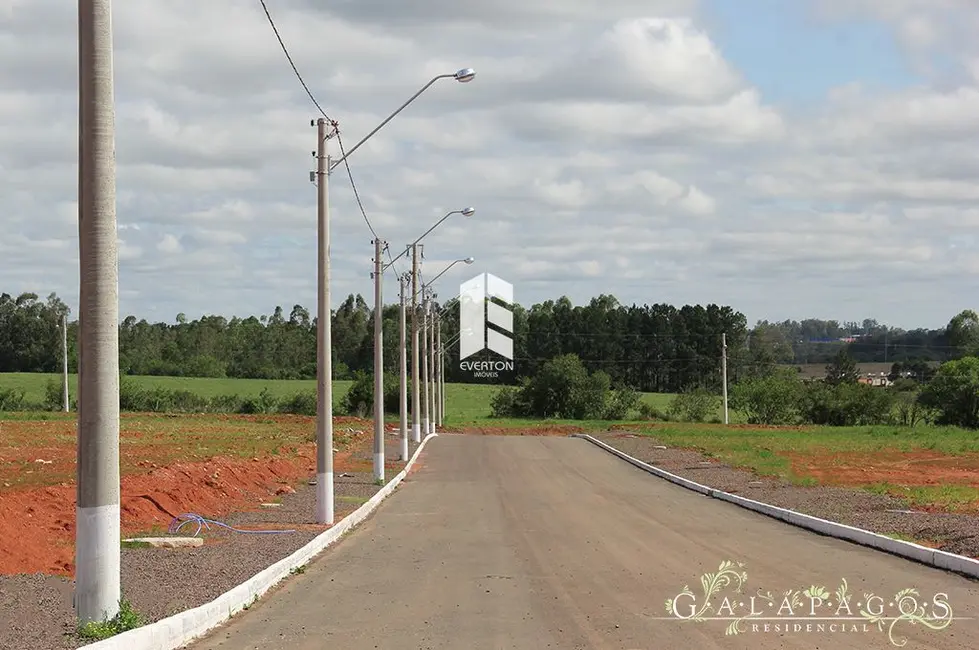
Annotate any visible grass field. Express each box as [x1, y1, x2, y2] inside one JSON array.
[[0, 372, 690, 423], [2, 372, 977, 513], [619, 422, 979, 511]]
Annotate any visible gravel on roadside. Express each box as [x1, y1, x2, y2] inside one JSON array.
[[592, 431, 979, 562], [0, 433, 420, 650]]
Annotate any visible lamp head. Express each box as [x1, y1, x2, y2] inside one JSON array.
[[454, 68, 476, 83], [461, 206, 476, 217], [463, 257, 475, 264]]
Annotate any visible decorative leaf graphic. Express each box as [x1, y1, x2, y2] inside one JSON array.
[[725, 620, 743, 636], [804, 585, 830, 601]]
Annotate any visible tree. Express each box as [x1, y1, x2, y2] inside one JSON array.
[[918, 357, 979, 428], [945, 310, 979, 358], [729, 369, 803, 425], [825, 349, 858, 385]]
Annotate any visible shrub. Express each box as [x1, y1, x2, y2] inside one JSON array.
[[0, 388, 26, 411], [729, 371, 803, 425], [799, 382, 895, 426], [279, 391, 317, 416], [488, 354, 635, 421], [490, 385, 524, 418], [668, 387, 719, 423], [918, 357, 979, 428], [604, 385, 641, 420], [340, 370, 402, 417], [239, 387, 280, 414], [637, 401, 669, 421]]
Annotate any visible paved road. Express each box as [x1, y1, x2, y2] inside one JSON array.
[[190, 435, 979, 649]]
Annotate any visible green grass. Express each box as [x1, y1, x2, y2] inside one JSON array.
[[0, 372, 354, 404], [864, 482, 979, 511], [619, 422, 979, 484], [76, 599, 142, 641], [0, 372, 691, 423]]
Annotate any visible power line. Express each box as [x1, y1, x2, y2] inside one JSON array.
[[258, 0, 331, 120], [258, 0, 393, 277], [335, 131, 380, 241]]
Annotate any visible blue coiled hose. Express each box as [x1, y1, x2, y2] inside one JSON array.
[[168, 512, 296, 536]]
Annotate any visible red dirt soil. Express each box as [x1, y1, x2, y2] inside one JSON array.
[[783, 449, 979, 490], [0, 414, 379, 577]]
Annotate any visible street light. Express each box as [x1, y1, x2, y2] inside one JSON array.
[[385, 208, 476, 446], [419, 257, 474, 435], [311, 68, 475, 524]]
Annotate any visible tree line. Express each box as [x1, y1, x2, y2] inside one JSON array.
[[1, 290, 974, 394]]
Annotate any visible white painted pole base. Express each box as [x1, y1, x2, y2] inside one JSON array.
[[316, 472, 334, 525], [374, 453, 385, 483], [422, 418, 429, 438], [75, 504, 121, 624], [412, 423, 421, 443], [400, 436, 409, 462]]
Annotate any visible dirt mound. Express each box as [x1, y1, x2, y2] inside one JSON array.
[[0, 413, 379, 577]]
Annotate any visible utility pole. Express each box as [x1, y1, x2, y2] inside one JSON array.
[[435, 315, 442, 427], [372, 238, 385, 483], [410, 245, 421, 443], [421, 292, 430, 436], [721, 332, 729, 425], [398, 273, 409, 461], [62, 313, 70, 412], [76, 0, 120, 625], [314, 118, 334, 525], [428, 300, 437, 434]]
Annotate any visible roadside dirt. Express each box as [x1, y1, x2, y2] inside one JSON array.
[[595, 431, 979, 560], [0, 414, 388, 576], [783, 449, 979, 490]]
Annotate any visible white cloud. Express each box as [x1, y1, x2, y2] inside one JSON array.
[[1, 1, 978, 328]]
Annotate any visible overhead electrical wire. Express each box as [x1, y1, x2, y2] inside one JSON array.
[[259, 0, 397, 278]]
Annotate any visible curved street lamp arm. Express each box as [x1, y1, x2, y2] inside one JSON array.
[[329, 74, 454, 171]]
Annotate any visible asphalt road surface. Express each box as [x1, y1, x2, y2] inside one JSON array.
[[189, 434, 979, 649]]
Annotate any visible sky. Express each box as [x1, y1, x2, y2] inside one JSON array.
[[2, 0, 979, 330]]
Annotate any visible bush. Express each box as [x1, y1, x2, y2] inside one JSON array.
[[239, 387, 280, 414], [490, 384, 526, 418], [0, 388, 27, 411], [668, 387, 719, 423], [637, 401, 670, 421], [891, 390, 932, 427], [279, 390, 317, 416], [340, 370, 403, 417], [729, 371, 803, 425], [918, 357, 979, 428], [604, 385, 641, 420], [119, 380, 210, 413], [488, 354, 636, 420], [799, 381, 895, 426]]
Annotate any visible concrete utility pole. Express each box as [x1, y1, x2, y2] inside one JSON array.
[[62, 313, 70, 412], [435, 315, 442, 427], [398, 273, 409, 461], [76, 0, 121, 625], [313, 118, 334, 525], [421, 292, 430, 436], [428, 298, 437, 434], [410, 244, 421, 443], [372, 237, 385, 483], [721, 332, 729, 425]]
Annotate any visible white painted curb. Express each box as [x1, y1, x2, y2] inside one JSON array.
[[80, 433, 439, 650], [574, 434, 979, 581]]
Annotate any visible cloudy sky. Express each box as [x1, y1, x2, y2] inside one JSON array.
[[3, 0, 978, 330]]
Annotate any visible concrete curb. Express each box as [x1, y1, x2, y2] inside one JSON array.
[[80, 433, 439, 650], [574, 433, 979, 581]]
